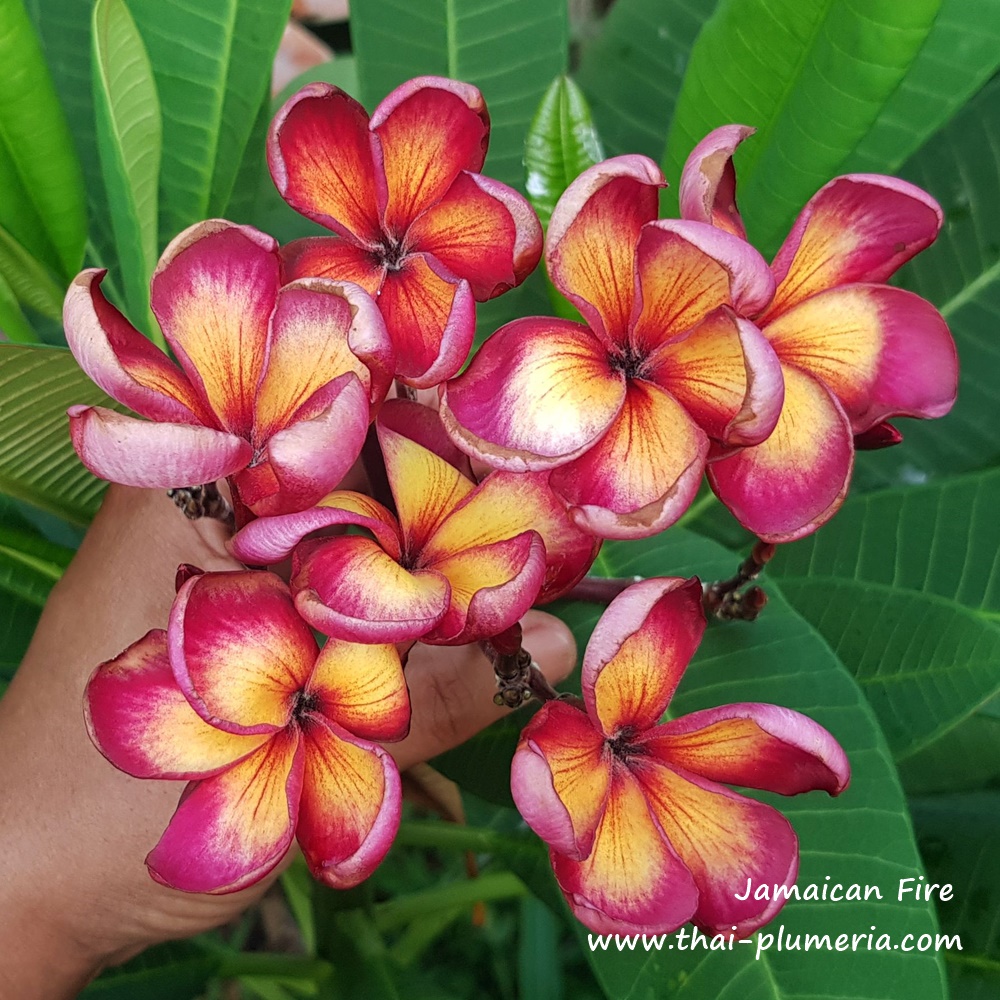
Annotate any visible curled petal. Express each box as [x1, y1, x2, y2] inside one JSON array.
[[85, 630, 268, 780], [440, 317, 625, 471], [855, 420, 902, 450], [370, 76, 489, 235], [678, 124, 754, 238], [151, 220, 280, 438], [64, 270, 207, 423], [766, 174, 943, 320], [297, 715, 402, 889], [708, 364, 854, 543], [546, 155, 663, 345], [549, 380, 708, 539], [280, 236, 385, 294], [146, 728, 303, 894], [268, 83, 381, 244], [511, 700, 610, 860], [582, 577, 705, 736], [68, 405, 252, 488], [378, 398, 474, 477], [170, 570, 318, 735]]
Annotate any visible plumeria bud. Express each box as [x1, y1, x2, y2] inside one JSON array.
[[854, 421, 903, 450]]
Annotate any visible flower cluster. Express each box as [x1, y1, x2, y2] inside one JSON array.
[[69, 76, 955, 933]]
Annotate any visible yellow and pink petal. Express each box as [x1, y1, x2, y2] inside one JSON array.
[[280, 236, 386, 294], [678, 124, 755, 239]]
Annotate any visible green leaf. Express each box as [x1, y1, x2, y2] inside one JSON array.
[[518, 896, 563, 1000], [0, 588, 40, 694], [770, 469, 1000, 761], [0, 220, 64, 321], [575, 0, 717, 162], [350, 0, 569, 191], [0, 495, 72, 605], [0, 344, 125, 525], [91, 0, 162, 337], [80, 941, 221, 999], [0, 269, 37, 343], [0, 0, 86, 279], [897, 706, 1000, 795], [662, 0, 942, 255]]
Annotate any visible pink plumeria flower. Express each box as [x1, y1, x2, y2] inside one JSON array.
[[680, 126, 959, 541], [85, 568, 406, 894], [232, 399, 599, 645], [512, 577, 850, 937], [268, 76, 543, 388], [66, 220, 393, 521], [440, 155, 784, 539]]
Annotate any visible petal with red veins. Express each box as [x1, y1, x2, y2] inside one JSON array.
[[551, 764, 699, 936], [440, 317, 625, 471], [763, 284, 957, 431], [678, 124, 755, 238], [268, 83, 381, 244], [146, 727, 303, 894], [582, 577, 705, 736], [151, 221, 280, 437], [68, 405, 252, 488], [633, 759, 799, 936], [708, 363, 854, 543], [646, 703, 850, 796], [648, 309, 783, 446], [546, 156, 663, 345], [280, 236, 385, 295], [170, 570, 318, 735], [370, 77, 489, 235], [550, 379, 708, 539], [64, 270, 208, 423], [307, 636, 410, 741], [766, 174, 943, 320], [85, 630, 269, 780], [629, 219, 775, 355], [511, 700, 611, 860], [292, 534, 450, 643], [378, 398, 474, 477], [297, 715, 401, 889]]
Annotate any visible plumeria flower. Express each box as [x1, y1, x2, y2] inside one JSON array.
[[511, 577, 850, 937], [269, 76, 543, 388], [85, 568, 406, 893], [231, 399, 599, 645], [66, 220, 394, 521], [440, 155, 784, 539], [680, 125, 959, 541]]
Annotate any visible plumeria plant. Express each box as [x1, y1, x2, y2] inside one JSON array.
[[1, 1, 995, 998]]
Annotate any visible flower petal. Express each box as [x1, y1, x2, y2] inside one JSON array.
[[307, 636, 410, 741], [648, 308, 783, 446], [629, 219, 775, 355], [280, 236, 385, 293], [370, 76, 489, 236], [407, 171, 542, 299], [549, 379, 708, 539], [582, 577, 705, 736], [151, 220, 280, 437], [678, 124, 755, 239], [377, 397, 475, 478], [268, 83, 381, 244], [68, 405, 252, 488], [648, 703, 850, 796], [64, 270, 207, 423], [551, 764, 699, 936], [146, 728, 303, 894], [633, 759, 799, 936], [511, 700, 610, 860], [708, 364, 854, 543], [292, 534, 450, 643], [85, 630, 268, 779], [170, 570, 318, 735], [763, 284, 957, 431], [546, 155, 663, 345], [296, 714, 401, 889], [766, 174, 943, 320], [440, 317, 625, 471]]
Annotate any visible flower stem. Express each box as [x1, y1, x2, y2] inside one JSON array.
[[702, 540, 776, 621], [480, 623, 585, 710]]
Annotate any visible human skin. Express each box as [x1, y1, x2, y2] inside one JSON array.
[[0, 485, 576, 998]]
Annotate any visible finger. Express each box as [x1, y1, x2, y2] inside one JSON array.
[[388, 610, 577, 771]]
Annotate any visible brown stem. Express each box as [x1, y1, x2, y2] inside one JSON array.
[[702, 540, 776, 622], [480, 624, 584, 711], [566, 574, 643, 604], [360, 422, 396, 516]]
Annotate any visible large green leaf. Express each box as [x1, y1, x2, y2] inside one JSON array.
[[662, 0, 942, 255], [91, 0, 161, 335], [897, 707, 1000, 795], [0, 496, 72, 605], [0, 0, 86, 279], [0, 221, 64, 321], [350, 0, 569, 192], [0, 345, 124, 524], [575, 0, 716, 162], [0, 270, 36, 343], [769, 469, 1000, 761], [0, 589, 40, 694]]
